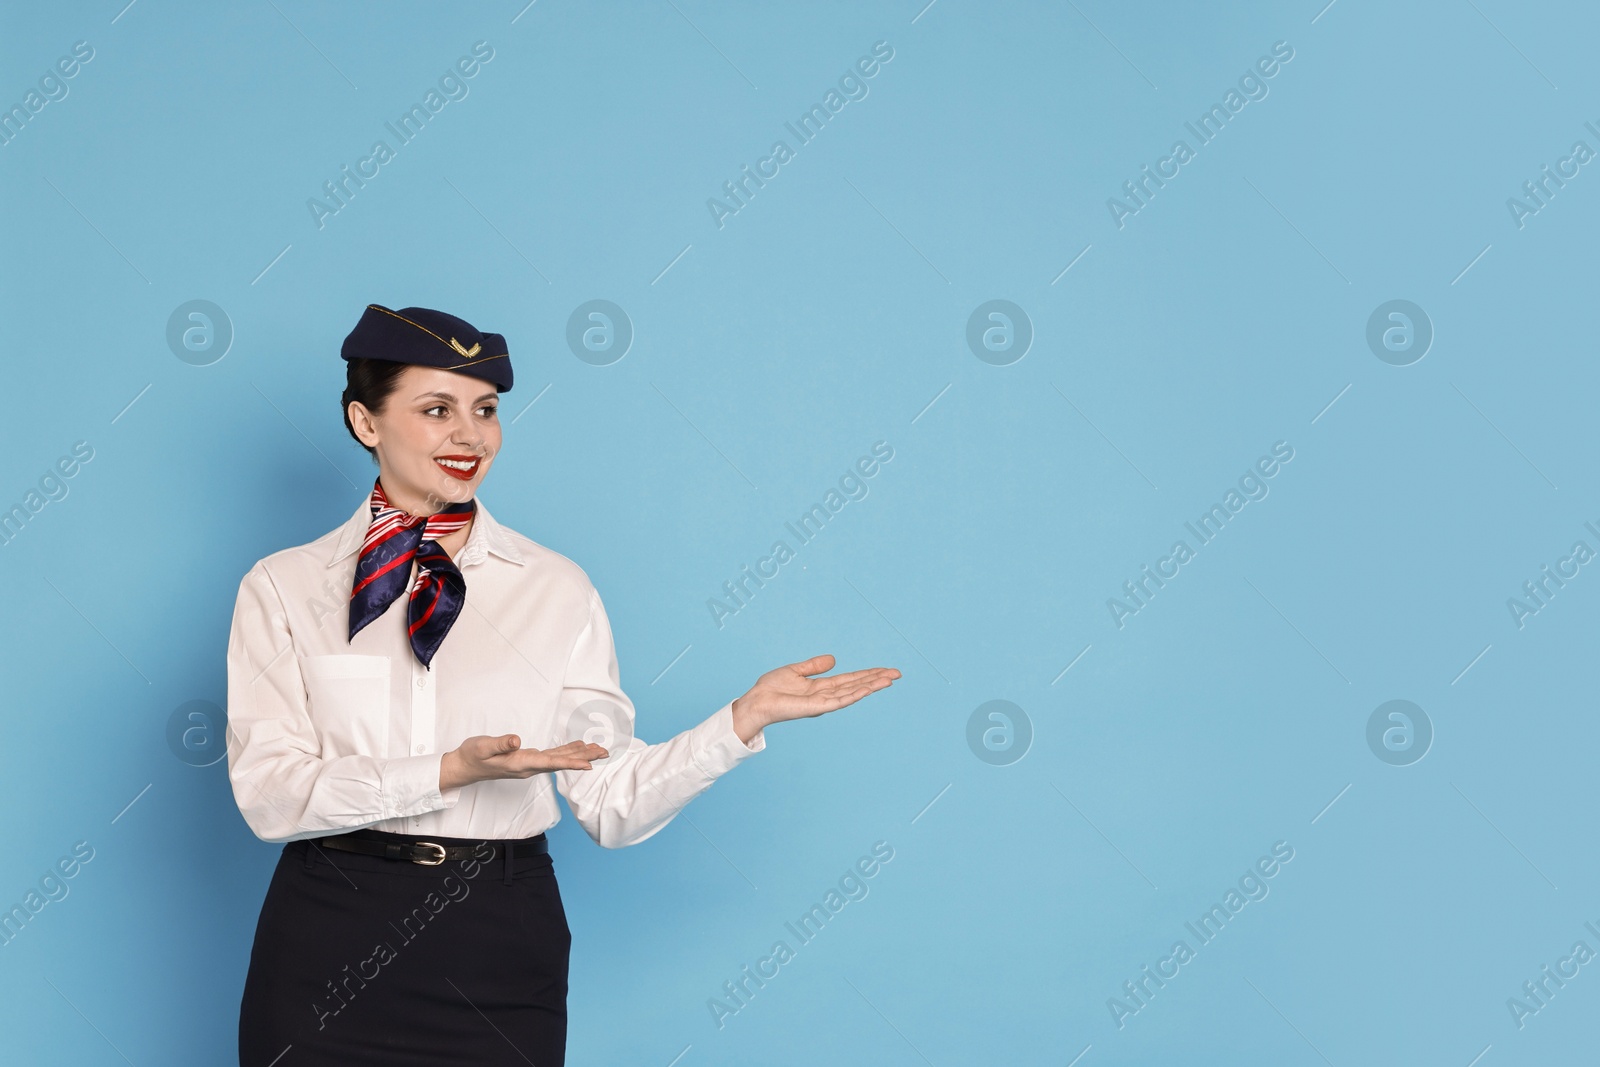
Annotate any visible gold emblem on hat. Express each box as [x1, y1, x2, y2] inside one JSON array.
[[448, 337, 482, 359]]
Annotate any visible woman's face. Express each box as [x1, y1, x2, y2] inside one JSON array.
[[348, 365, 502, 513]]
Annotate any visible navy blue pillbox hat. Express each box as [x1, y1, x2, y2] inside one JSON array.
[[340, 304, 513, 392]]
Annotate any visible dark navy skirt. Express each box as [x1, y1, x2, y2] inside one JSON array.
[[239, 831, 570, 1066]]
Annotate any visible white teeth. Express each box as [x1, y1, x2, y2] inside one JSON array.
[[436, 458, 477, 470]]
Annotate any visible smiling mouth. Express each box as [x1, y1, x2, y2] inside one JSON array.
[[434, 455, 481, 480]]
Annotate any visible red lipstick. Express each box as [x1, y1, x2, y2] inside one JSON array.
[[434, 454, 481, 481]]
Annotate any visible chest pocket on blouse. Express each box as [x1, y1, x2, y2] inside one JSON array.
[[299, 654, 391, 756]]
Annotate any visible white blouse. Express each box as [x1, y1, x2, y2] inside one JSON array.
[[225, 493, 765, 847]]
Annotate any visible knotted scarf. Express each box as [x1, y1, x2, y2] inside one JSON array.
[[348, 479, 476, 669]]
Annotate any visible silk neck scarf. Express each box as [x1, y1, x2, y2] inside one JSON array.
[[348, 479, 476, 669]]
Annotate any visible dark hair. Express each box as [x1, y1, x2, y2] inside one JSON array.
[[341, 358, 411, 460]]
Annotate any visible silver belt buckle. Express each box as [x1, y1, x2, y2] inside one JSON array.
[[411, 840, 447, 866]]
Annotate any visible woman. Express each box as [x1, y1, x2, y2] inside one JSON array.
[[227, 304, 900, 1066]]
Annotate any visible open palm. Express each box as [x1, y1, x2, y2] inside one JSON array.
[[732, 653, 900, 738]]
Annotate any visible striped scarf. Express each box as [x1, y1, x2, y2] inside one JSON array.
[[348, 479, 476, 669]]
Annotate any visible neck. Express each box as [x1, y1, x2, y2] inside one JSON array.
[[376, 473, 472, 518], [374, 474, 475, 561]]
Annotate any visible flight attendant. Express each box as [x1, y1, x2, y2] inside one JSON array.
[[227, 304, 900, 1066]]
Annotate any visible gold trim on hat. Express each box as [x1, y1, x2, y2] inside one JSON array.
[[441, 353, 510, 374], [366, 304, 454, 350]]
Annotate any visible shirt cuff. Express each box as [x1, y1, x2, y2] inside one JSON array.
[[689, 700, 766, 779], [380, 752, 463, 819]]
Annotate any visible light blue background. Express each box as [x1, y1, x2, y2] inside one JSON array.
[[3, 1, 1597, 1063]]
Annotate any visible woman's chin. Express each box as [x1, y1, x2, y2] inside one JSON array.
[[437, 469, 487, 500]]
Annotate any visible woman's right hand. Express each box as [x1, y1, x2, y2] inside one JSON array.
[[440, 734, 609, 792]]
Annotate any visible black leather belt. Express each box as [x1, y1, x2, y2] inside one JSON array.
[[316, 828, 548, 866]]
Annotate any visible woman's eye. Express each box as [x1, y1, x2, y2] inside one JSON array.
[[424, 405, 448, 417], [478, 406, 498, 418]]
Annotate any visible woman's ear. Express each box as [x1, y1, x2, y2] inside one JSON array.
[[347, 401, 380, 448]]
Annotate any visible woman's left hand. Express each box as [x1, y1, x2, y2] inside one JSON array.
[[730, 654, 901, 744]]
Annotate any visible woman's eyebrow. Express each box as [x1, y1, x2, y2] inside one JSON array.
[[409, 391, 496, 404]]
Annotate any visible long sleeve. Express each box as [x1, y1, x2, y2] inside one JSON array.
[[225, 562, 463, 844], [552, 585, 765, 849]]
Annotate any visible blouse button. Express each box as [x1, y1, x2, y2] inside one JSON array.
[[416, 676, 426, 688], [415, 744, 426, 754]]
